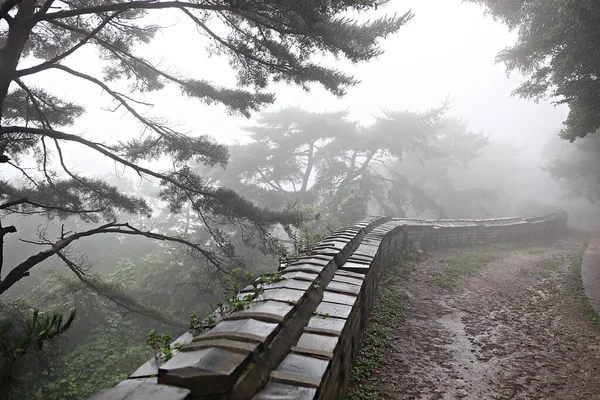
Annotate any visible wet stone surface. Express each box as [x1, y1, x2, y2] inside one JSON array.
[[243, 287, 307, 305], [305, 316, 347, 336], [202, 318, 279, 343], [242, 278, 312, 293], [289, 257, 332, 267], [271, 353, 330, 387], [159, 347, 250, 394], [281, 271, 319, 282], [315, 302, 353, 319], [354, 244, 379, 257], [282, 264, 325, 275], [326, 280, 361, 295], [294, 332, 339, 357], [341, 261, 371, 274], [332, 273, 364, 287], [181, 338, 259, 354], [89, 381, 190, 400], [253, 381, 317, 400], [224, 300, 294, 322], [323, 291, 357, 306]]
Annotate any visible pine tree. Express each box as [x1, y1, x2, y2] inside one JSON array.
[[0, 0, 412, 294]]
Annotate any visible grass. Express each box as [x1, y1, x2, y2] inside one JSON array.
[[527, 248, 545, 255], [348, 258, 413, 400], [571, 234, 600, 327], [348, 287, 408, 400], [537, 257, 559, 270], [430, 250, 499, 288]]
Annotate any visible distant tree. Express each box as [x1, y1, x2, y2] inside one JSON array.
[[211, 105, 474, 228], [0, 0, 413, 295], [466, 0, 600, 141], [394, 117, 493, 218], [544, 131, 600, 204]]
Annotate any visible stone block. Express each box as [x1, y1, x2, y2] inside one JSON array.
[[305, 316, 347, 336], [292, 332, 339, 358], [331, 274, 364, 287], [223, 300, 295, 323], [325, 280, 361, 295], [281, 271, 319, 282], [241, 287, 307, 305], [201, 318, 279, 343], [182, 338, 259, 354], [340, 261, 370, 274], [159, 347, 251, 395], [315, 302, 353, 319], [282, 264, 325, 275], [323, 291, 357, 306], [89, 381, 190, 400], [252, 381, 317, 400], [270, 353, 330, 388]]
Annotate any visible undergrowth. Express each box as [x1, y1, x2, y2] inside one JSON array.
[[430, 250, 499, 288]]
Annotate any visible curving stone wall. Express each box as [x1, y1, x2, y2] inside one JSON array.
[[90, 212, 568, 400]]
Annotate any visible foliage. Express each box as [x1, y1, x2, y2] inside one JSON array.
[[146, 329, 181, 363], [0, 305, 77, 399], [466, 0, 600, 141]]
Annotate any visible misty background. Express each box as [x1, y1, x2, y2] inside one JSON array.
[[1, 0, 599, 398]]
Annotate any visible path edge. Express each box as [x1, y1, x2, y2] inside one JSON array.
[[581, 233, 600, 318]]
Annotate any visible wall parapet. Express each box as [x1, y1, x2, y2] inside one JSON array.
[[90, 211, 568, 400]]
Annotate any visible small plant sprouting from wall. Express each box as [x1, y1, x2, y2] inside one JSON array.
[[146, 330, 183, 364]]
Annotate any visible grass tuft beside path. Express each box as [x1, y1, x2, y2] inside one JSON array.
[[431, 250, 499, 288]]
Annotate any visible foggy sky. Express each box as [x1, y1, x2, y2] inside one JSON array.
[[1, 0, 569, 178]]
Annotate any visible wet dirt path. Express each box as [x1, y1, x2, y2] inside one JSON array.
[[367, 232, 600, 399]]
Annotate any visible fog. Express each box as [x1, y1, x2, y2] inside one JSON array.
[[1, 0, 598, 397]]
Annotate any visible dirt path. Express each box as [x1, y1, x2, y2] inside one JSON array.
[[366, 232, 600, 399]]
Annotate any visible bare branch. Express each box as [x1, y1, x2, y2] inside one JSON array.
[[0, 221, 231, 295], [55, 250, 185, 327]]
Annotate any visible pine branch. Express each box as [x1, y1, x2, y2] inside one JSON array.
[[16, 11, 122, 78], [0, 196, 104, 214], [0, 125, 219, 200], [37, 1, 229, 21]]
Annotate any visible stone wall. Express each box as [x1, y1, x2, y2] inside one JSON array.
[[90, 212, 568, 400]]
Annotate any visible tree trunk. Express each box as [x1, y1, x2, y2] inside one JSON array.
[[300, 141, 315, 192], [0, 0, 35, 125]]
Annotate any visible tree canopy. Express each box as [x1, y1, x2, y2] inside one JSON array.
[[209, 105, 488, 228], [466, 0, 600, 141], [0, 0, 412, 295]]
